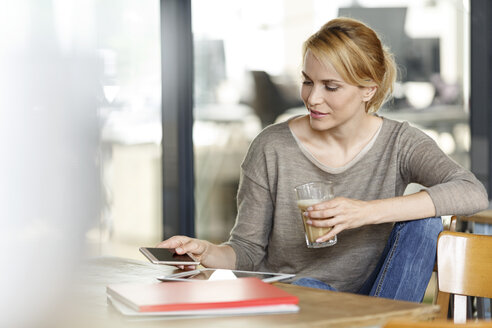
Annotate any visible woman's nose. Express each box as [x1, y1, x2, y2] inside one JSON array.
[[307, 85, 324, 106]]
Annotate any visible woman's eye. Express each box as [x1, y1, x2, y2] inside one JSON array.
[[302, 80, 313, 85], [325, 85, 338, 92]]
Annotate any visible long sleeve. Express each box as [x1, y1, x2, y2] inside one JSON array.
[[220, 118, 489, 293], [398, 123, 489, 216], [224, 172, 274, 270], [222, 128, 279, 270]]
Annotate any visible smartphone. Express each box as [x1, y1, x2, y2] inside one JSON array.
[[139, 247, 200, 265]]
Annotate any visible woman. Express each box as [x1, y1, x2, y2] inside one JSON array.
[[158, 18, 488, 302]]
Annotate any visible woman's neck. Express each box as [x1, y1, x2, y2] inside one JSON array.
[[289, 113, 383, 168], [308, 113, 380, 148]]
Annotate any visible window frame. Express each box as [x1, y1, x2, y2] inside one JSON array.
[[160, 0, 195, 238]]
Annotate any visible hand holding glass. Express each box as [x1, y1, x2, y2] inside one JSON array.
[[295, 181, 337, 248]]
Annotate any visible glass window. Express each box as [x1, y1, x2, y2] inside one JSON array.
[[192, 0, 471, 242], [91, 0, 163, 258]]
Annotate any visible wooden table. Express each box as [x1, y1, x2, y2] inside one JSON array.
[[459, 210, 492, 225], [55, 256, 439, 328]]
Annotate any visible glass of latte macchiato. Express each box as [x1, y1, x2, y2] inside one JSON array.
[[294, 181, 337, 248]]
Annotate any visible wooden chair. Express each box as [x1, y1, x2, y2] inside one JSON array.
[[436, 231, 492, 323], [456, 212, 492, 319], [433, 216, 456, 319], [384, 230, 492, 327]]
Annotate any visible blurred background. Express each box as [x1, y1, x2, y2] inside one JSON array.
[[52, 0, 473, 256], [92, 0, 475, 256], [2, 0, 490, 326], [189, 0, 472, 245]]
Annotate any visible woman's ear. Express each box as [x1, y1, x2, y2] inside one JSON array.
[[362, 86, 377, 102]]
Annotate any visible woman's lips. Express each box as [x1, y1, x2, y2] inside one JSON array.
[[309, 109, 328, 119]]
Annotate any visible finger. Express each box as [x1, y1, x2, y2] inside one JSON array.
[[307, 218, 336, 228], [310, 197, 344, 210], [184, 265, 197, 271], [305, 207, 340, 219], [316, 228, 339, 243], [311, 214, 346, 227], [308, 202, 333, 211], [156, 236, 191, 249], [316, 225, 343, 243], [156, 236, 189, 248], [176, 240, 206, 256]]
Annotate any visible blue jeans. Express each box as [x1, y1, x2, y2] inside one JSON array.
[[292, 217, 443, 302]]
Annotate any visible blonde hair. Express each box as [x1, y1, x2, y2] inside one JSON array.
[[303, 17, 397, 113]]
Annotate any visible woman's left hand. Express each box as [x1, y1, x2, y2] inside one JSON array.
[[304, 197, 375, 242]]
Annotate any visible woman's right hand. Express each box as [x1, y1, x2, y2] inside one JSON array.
[[156, 235, 210, 270], [156, 235, 236, 270]]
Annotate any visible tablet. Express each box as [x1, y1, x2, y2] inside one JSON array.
[[158, 268, 295, 283]]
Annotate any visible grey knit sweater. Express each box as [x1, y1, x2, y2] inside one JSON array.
[[225, 116, 488, 292]]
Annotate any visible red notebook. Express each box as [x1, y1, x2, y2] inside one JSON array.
[[106, 277, 299, 313]]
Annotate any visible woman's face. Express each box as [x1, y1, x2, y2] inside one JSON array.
[[300, 50, 372, 132]]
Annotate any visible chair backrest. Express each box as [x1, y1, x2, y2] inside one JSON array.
[[249, 70, 303, 127], [437, 231, 492, 323], [433, 216, 456, 320]]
